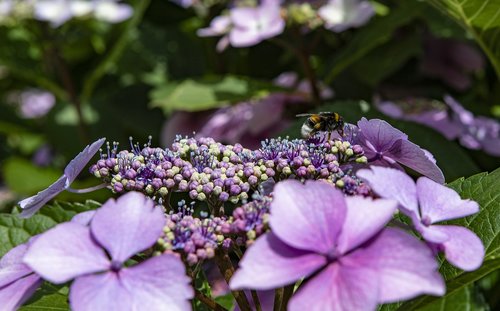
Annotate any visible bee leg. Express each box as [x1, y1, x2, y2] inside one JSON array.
[[327, 132, 331, 142]]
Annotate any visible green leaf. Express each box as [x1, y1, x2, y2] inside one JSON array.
[[425, 0, 500, 79], [396, 168, 500, 310], [150, 75, 281, 113], [19, 284, 70, 311], [350, 33, 422, 86], [323, 1, 425, 83], [0, 201, 100, 257]]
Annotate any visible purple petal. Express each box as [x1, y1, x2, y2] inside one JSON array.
[[70, 271, 133, 311], [19, 176, 67, 218], [71, 210, 97, 226], [0, 244, 34, 287], [414, 218, 449, 243], [337, 196, 397, 254], [416, 177, 479, 223], [119, 255, 194, 310], [430, 225, 484, 271], [388, 139, 445, 184], [230, 232, 326, 290], [347, 228, 445, 302], [357, 118, 407, 154], [91, 192, 165, 263], [0, 274, 42, 311], [269, 180, 346, 254], [357, 167, 419, 216], [64, 138, 106, 186], [23, 223, 110, 283], [289, 263, 379, 311], [1, 243, 28, 268]]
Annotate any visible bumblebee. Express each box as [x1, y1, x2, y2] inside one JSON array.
[[296, 112, 344, 140]]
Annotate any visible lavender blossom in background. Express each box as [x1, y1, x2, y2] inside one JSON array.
[[18, 137, 105, 218], [355, 118, 445, 183], [0, 241, 42, 311], [230, 180, 445, 311], [445, 96, 500, 156], [23, 192, 194, 311], [198, 0, 285, 50], [420, 37, 484, 91], [374, 97, 462, 140], [358, 166, 484, 271], [375, 96, 500, 156], [318, 0, 374, 32], [13, 89, 56, 119], [93, 0, 133, 23], [33, 0, 132, 27]]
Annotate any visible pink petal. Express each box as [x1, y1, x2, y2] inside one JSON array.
[[70, 271, 133, 311], [289, 263, 379, 311], [389, 139, 445, 184], [64, 138, 106, 185], [23, 223, 110, 283], [0, 274, 42, 311], [91, 192, 166, 263], [416, 177, 479, 223], [120, 255, 194, 310], [269, 180, 346, 254], [230, 233, 326, 290], [430, 225, 484, 271], [346, 228, 445, 302], [337, 196, 397, 254], [357, 167, 419, 216]]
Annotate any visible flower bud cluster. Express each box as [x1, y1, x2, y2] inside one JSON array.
[[158, 201, 228, 265], [254, 137, 366, 185], [90, 134, 371, 211], [226, 195, 271, 247]]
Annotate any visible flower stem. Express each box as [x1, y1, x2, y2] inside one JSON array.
[[273, 287, 283, 311], [214, 250, 252, 311], [195, 290, 228, 311], [251, 290, 262, 311], [281, 284, 295, 311], [67, 183, 108, 194]]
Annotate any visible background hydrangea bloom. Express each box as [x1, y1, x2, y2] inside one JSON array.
[[230, 180, 445, 311], [0, 241, 42, 311], [358, 166, 484, 271], [318, 0, 374, 32], [23, 192, 194, 311], [18, 137, 105, 218]]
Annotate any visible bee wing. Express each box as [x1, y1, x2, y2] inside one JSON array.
[[296, 113, 314, 117]]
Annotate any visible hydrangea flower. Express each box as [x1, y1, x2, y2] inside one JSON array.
[[198, 0, 285, 50], [228, 0, 285, 48], [34, 0, 132, 27], [18, 138, 105, 218], [230, 180, 445, 311], [445, 96, 500, 156], [358, 166, 484, 271], [374, 97, 463, 140], [318, 0, 374, 32], [15, 89, 56, 119], [355, 118, 445, 183], [23, 192, 193, 311], [0, 241, 42, 311]]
